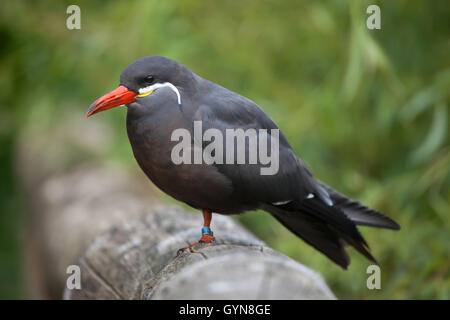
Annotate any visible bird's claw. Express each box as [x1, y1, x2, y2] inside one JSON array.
[[199, 234, 215, 243], [176, 234, 216, 256]]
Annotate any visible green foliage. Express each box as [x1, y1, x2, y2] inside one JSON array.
[[0, 0, 448, 299]]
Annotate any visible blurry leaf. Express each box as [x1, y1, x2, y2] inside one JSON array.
[[434, 69, 450, 95], [429, 186, 450, 223], [409, 104, 448, 165], [342, 3, 397, 105], [400, 87, 441, 122], [414, 147, 450, 196], [342, 6, 365, 104]]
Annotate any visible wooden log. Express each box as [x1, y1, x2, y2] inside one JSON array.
[[17, 113, 335, 300]]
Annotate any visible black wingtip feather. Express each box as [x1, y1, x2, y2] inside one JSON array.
[[319, 181, 401, 231], [267, 197, 379, 269], [300, 198, 369, 248]]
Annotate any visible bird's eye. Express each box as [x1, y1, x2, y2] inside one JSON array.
[[144, 75, 154, 84]]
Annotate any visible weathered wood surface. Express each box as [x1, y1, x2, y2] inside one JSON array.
[[17, 114, 335, 300]]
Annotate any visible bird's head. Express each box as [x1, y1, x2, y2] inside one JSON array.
[[85, 56, 190, 117]]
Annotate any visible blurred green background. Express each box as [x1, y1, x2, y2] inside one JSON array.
[[0, 0, 449, 299]]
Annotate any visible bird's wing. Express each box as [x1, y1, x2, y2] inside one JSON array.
[[192, 85, 402, 268], [318, 181, 400, 230], [192, 85, 331, 207]]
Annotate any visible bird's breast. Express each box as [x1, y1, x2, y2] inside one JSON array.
[[126, 109, 241, 213]]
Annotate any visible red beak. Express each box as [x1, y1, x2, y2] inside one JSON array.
[[85, 85, 137, 118]]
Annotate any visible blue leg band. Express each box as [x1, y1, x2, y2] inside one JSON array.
[[201, 227, 214, 236]]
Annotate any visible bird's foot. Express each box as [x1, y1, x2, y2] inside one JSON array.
[[199, 233, 216, 243], [176, 227, 215, 256]]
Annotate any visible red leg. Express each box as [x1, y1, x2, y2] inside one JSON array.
[[176, 209, 215, 255], [199, 209, 215, 242]]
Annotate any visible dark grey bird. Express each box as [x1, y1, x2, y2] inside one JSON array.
[[86, 56, 400, 269]]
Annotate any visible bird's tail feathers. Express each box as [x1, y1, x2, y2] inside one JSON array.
[[266, 198, 377, 269], [299, 198, 377, 264], [269, 209, 351, 268], [319, 182, 400, 230]]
